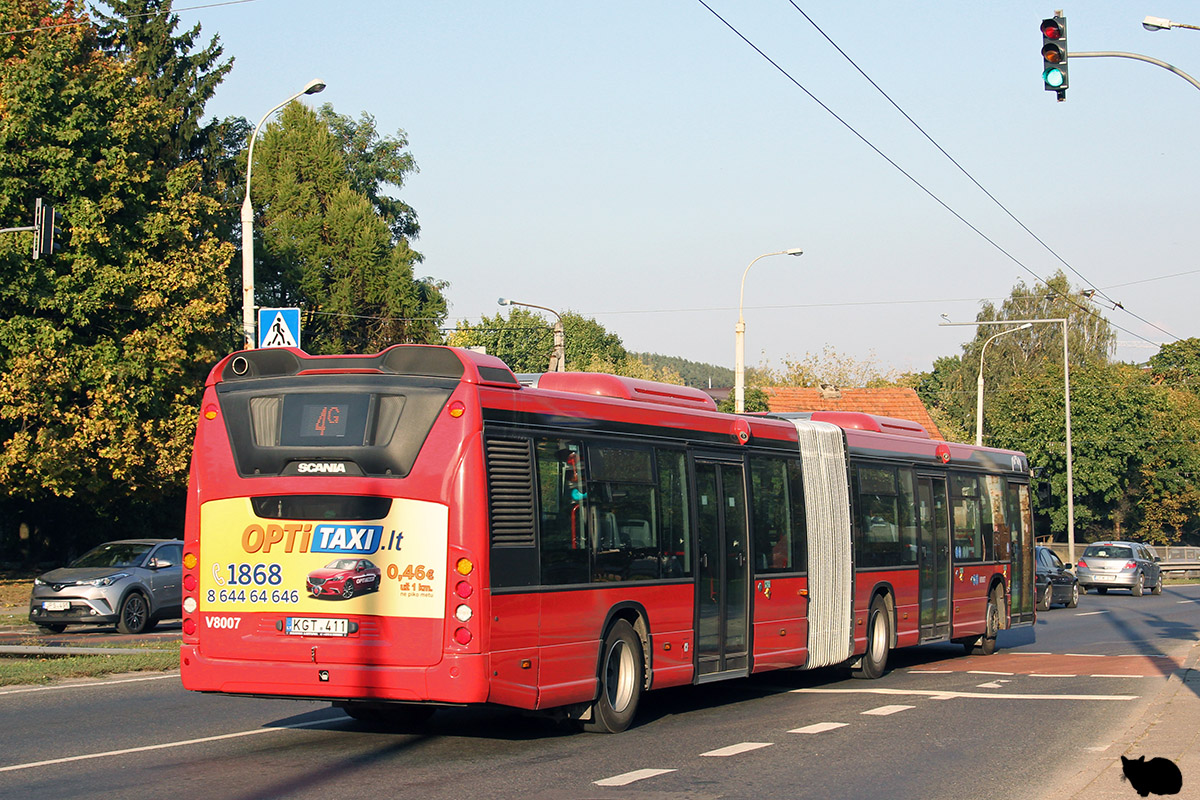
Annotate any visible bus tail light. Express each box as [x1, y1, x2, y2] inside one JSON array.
[[455, 581, 473, 599], [448, 401, 466, 418], [455, 604, 473, 622], [454, 627, 472, 645], [183, 574, 197, 592], [456, 557, 474, 576], [183, 618, 196, 636]]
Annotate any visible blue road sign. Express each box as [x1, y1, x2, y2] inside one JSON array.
[[259, 307, 301, 349]]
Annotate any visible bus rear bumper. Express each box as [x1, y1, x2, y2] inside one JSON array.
[[180, 645, 491, 704]]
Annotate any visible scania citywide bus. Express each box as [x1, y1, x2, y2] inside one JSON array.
[[180, 344, 1035, 732]]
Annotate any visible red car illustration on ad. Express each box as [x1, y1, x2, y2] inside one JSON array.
[[306, 558, 381, 599]]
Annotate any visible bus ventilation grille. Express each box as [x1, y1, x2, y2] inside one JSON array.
[[485, 438, 537, 548]]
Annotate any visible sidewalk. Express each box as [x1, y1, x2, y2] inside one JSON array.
[[1051, 639, 1199, 799]]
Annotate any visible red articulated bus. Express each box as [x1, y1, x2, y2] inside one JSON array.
[[180, 344, 1036, 732]]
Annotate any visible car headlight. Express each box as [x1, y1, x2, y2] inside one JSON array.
[[34, 577, 47, 586], [85, 573, 129, 587]]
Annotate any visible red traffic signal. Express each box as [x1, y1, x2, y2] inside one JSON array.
[[1040, 15, 1068, 99], [1041, 18, 1065, 39]]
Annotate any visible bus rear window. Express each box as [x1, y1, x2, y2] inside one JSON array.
[[217, 376, 455, 478]]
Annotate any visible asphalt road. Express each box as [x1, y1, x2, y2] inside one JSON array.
[[2, 584, 1197, 800]]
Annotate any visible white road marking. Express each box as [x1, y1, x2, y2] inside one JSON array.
[[976, 682, 1004, 689], [791, 687, 1137, 701], [907, 669, 953, 674], [1074, 611, 1110, 616], [789, 722, 848, 734], [0, 718, 334, 773], [1030, 674, 1078, 678], [1177, 600, 1199, 604], [594, 769, 676, 786], [967, 670, 1014, 676], [1064, 653, 1106, 657], [1092, 674, 1144, 678], [0, 673, 179, 697], [701, 742, 774, 757], [861, 704, 914, 716]]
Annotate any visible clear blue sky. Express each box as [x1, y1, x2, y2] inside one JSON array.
[[188, 0, 1199, 375]]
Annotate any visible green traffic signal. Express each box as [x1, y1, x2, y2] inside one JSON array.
[[1041, 15, 1068, 99]]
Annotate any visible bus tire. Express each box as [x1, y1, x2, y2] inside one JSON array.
[[583, 619, 643, 734], [976, 586, 1003, 656], [852, 596, 891, 680]]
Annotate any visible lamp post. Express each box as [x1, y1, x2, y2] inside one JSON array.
[[1142, 15, 1200, 32], [941, 317, 1075, 563], [735, 248, 803, 413], [975, 323, 1033, 447], [498, 298, 565, 372], [241, 78, 327, 350]]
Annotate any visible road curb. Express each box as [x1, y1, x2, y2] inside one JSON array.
[[0, 645, 153, 657]]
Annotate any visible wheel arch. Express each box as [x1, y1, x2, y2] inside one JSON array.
[[596, 602, 652, 690], [864, 580, 897, 649]]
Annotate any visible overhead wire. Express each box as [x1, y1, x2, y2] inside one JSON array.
[[785, 2, 1180, 345], [692, 0, 1169, 349]]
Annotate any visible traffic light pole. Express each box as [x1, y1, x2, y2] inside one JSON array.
[[1068, 50, 1200, 93]]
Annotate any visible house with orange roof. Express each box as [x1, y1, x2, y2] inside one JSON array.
[[763, 386, 944, 441]]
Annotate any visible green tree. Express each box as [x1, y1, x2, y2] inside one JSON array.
[[251, 102, 445, 353], [0, 1, 235, 557], [449, 309, 681, 382]]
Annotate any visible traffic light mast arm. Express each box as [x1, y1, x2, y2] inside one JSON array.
[[1068, 50, 1200, 93]]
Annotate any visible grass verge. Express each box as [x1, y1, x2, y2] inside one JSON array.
[[1, 642, 179, 686], [0, 570, 35, 608]]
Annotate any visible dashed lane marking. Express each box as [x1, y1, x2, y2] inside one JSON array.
[[1030, 674, 1078, 678], [791, 687, 1137, 701], [594, 769, 677, 786], [701, 742, 774, 757], [968, 670, 1014, 676], [0, 673, 178, 697], [789, 722, 849, 734], [861, 704, 914, 716], [1075, 611, 1110, 616]]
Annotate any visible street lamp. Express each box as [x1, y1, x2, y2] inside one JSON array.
[[735, 248, 804, 413], [498, 298, 565, 372], [1142, 15, 1200, 32], [975, 323, 1033, 447], [941, 317, 1075, 563], [240, 78, 327, 350]]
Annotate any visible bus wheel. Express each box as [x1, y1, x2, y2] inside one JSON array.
[[583, 620, 643, 734], [852, 596, 891, 680], [976, 586, 1003, 656]]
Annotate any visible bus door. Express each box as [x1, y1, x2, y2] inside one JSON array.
[[693, 456, 750, 681], [916, 474, 952, 641]]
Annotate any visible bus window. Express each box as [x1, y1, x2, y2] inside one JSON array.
[[749, 456, 807, 573], [855, 465, 917, 567], [950, 474, 983, 562], [536, 439, 589, 585], [588, 446, 659, 582], [656, 450, 691, 578]]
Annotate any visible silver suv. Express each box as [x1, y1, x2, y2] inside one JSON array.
[[1076, 541, 1163, 597], [28, 539, 183, 634]]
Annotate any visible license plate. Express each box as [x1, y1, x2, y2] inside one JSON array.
[[42, 600, 70, 611], [1095, 575, 1116, 582], [285, 617, 348, 637]]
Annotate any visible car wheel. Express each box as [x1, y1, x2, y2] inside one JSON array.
[[853, 596, 892, 679], [583, 620, 644, 733], [1132, 572, 1144, 597], [116, 592, 150, 634], [1066, 582, 1079, 609], [36, 623, 67, 634], [341, 581, 356, 599], [1151, 577, 1163, 596], [1037, 584, 1052, 612]]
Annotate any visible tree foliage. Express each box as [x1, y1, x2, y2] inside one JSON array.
[[751, 344, 906, 389], [448, 309, 681, 382], [251, 103, 445, 354], [0, 0, 235, 556]]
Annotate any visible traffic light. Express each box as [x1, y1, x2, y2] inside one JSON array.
[[1041, 15, 1068, 100], [32, 198, 63, 260]]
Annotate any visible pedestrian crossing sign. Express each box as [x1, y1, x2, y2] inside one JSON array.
[[258, 307, 301, 349]]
